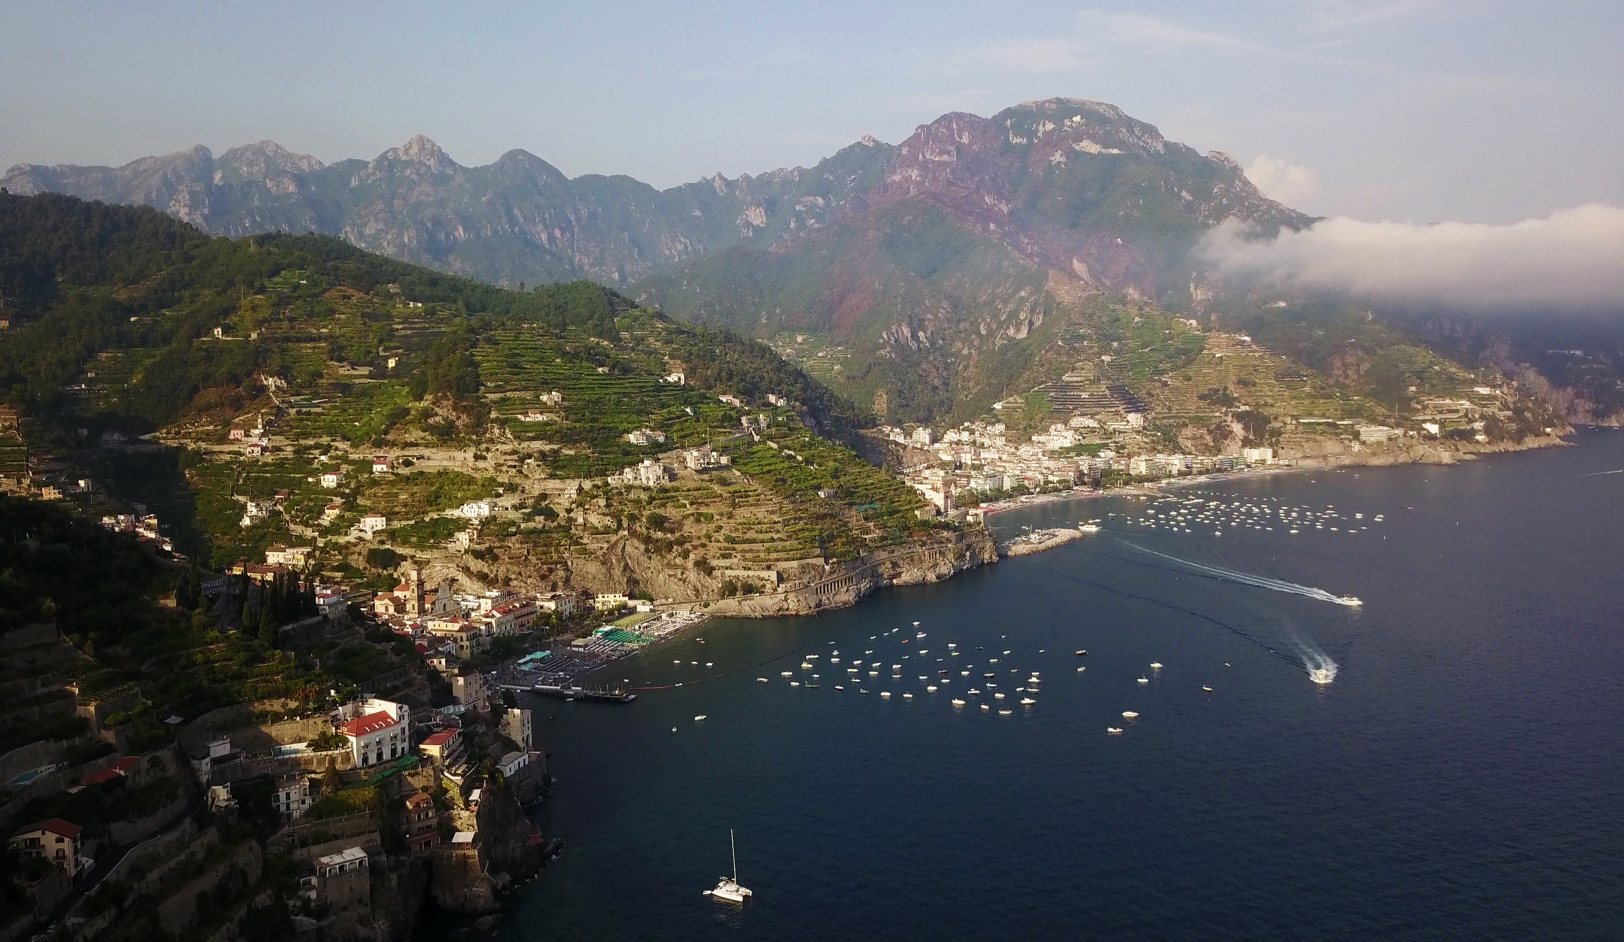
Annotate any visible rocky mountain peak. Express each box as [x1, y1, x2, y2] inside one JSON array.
[[219, 140, 325, 178], [383, 134, 459, 173]]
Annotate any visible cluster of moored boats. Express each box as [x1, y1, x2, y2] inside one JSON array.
[[1115, 493, 1384, 539]]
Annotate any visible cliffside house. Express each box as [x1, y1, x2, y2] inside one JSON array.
[[9, 819, 82, 878], [418, 728, 466, 770], [403, 792, 440, 855], [307, 847, 370, 915], [339, 710, 406, 769], [274, 773, 311, 820]]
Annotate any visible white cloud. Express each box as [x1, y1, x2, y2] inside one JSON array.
[[1075, 11, 1253, 52], [1245, 155, 1320, 206], [1199, 204, 1624, 311], [967, 38, 1092, 74]]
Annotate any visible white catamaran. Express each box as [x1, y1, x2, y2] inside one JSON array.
[[705, 829, 753, 903]]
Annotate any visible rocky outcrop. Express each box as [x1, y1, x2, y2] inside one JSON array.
[[705, 529, 998, 617], [428, 776, 546, 916], [369, 857, 430, 942]]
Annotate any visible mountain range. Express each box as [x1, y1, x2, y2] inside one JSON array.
[[7, 98, 1618, 426]]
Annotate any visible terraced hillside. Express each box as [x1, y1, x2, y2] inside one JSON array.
[[0, 192, 966, 605]]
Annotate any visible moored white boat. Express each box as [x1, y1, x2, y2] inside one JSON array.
[[706, 830, 752, 903]]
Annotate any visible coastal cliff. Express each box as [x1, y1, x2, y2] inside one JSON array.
[[703, 529, 999, 618]]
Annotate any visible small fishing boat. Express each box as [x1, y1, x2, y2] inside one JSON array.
[[902, 692, 913, 699], [694, 715, 707, 722], [951, 699, 966, 707], [926, 685, 938, 692], [1150, 662, 1163, 670], [1107, 727, 1123, 734], [1202, 686, 1213, 692], [790, 682, 800, 687], [1122, 711, 1139, 719], [1020, 698, 1036, 705], [998, 709, 1013, 715], [834, 685, 844, 691], [1074, 650, 1087, 656], [756, 677, 767, 683], [1136, 677, 1150, 685]]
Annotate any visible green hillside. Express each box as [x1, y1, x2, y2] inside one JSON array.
[[0, 192, 932, 578]]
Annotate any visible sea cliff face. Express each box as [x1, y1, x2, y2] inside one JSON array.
[[703, 529, 999, 618]]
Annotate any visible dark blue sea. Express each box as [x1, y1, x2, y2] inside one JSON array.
[[428, 430, 1624, 941]]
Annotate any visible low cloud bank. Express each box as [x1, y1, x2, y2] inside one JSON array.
[[1200, 204, 1624, 311]]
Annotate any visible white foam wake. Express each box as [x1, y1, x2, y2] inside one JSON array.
[[1121, 541, 1361, 607]]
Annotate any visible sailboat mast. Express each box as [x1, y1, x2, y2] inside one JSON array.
[[730, 829, 738, 881]]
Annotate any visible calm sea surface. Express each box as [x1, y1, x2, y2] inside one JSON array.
[[423, 430, 1624, 941]]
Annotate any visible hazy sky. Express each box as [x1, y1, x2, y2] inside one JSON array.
[[3, 1, 1620, 223]]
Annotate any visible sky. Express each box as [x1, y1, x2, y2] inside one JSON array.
[[2, 0, 1621, 229]]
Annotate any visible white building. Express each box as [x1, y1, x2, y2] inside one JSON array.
[[338, 699, 410, 768], [273, 773, 311, 820], [591, 592, 629, 612], [458, 500, 494, 520], [1242, 447, 1275, 465], [625, 428, 667, 446], [320, 471, 344, 489], [359, 513, 388, 534]]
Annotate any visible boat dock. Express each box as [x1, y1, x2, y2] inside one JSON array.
[[518, 684, 637, 703]]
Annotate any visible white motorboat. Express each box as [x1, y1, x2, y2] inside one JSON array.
[[694, 715, 707, 721], [1309, 666, 1337, 684], [994, 692, 1006, 700], [951, 699, 966, 707], [998, 709, 1013, 715], [880, 691, 891, 699], [903, 692, 913, 699], [1019, 698, 1036, 705], [1202, 686, 1213, 692], [1136, 677, 1150, 685], [1122, 711, 1139, 718], [1149, 662, 1163, 670], [926, 685, 938, 692], [800, 661, 813, 670], [1107, 727, 1124, 734], [756, 677, 768, 683], [706, 830, 753, 903], [834, 685, 844, 691], [790, 682, 799, 687], [1334, 596, 1362, 607]]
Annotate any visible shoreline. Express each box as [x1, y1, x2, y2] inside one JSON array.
[[974, 433, 1573, 521]]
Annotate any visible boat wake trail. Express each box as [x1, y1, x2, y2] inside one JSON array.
[[1118, 540, 1362, 607], [1051, 572, 1299, 666], [1581, 469, 1624, 477], [1281, 624, 1341, 685]]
